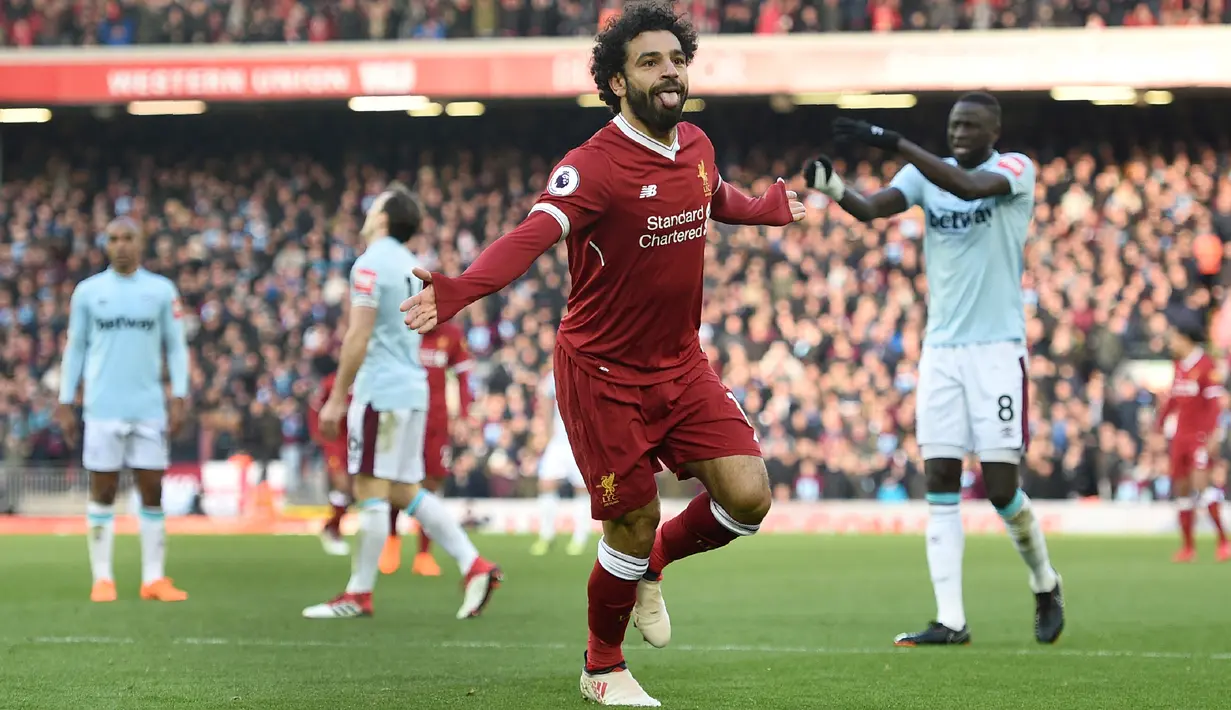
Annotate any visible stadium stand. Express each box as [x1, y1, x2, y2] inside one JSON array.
[[2, 96, 1228, 506], [2, 0, 1229, 47]]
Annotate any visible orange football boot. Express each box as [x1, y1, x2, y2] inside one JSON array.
[[140, 578, 188, 602], [91, 580, 117, 603], [411, 552, 442, 577], [379, 536, 402, 575]]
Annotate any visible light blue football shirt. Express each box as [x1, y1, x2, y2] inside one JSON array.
[[350, 237, 428, 412], [59, 268, 190, 421], [889, 151, 1036, 347]]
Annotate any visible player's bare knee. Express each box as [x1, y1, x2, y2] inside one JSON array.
[[689, 455, 771, 526], [388, 482, 420, 510], [923, 457, 963, 494], [133, 469, 164, 507], [980, 457, 1021, 510], [718, 481, 771, 526], [602, 499, 660, 559], [90, 472, 119, 505], [352, 474, 389, 502], [138, 483, 162, 508], [422, 477, 442, 494]]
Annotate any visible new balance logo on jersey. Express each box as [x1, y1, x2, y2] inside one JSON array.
[[639, 184, 658, 199], [95, 317, 156, 331], [928, 206, 994, 232]]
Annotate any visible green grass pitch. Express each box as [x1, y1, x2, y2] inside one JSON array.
[[0, 534, 1227, 709]]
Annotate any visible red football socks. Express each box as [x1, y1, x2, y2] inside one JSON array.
[[586, 560, 639, 670], [1180, 508, 1196, 550], [388, 506, 401, 538], [649, 492, 747, 576], [324, 503, 346, 533], [418, 531, 433, 554], [1208, 502, 1227, 543]]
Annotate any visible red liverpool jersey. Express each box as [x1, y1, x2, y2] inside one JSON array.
[[419, 322, 473, 432], [307, 372, 349, 459], [1159, 349, 1224, 442], [430, 115, 792, 386], [537, 117, 723, 384]]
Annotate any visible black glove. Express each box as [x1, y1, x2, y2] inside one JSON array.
[[802, 155, 845, 200], [833, 117, 902, 151]]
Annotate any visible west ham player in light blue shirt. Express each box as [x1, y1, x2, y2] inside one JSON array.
[[803, 92, 1064, 647], [57, 217, 190, 603], [302, 183, 501, 622]]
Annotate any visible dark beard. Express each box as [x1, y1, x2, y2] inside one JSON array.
[[627, 82, 686, 136]]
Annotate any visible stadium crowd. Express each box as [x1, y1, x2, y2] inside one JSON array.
[[0, 0, 1228, 46], [0, 104, 1229, 504]]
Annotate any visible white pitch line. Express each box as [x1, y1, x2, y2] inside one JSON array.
[[14, 636, 1231, 662]]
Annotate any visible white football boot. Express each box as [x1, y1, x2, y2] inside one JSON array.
[[631, 578, 671, 648], [456, 560, 503, 620], [319, 529, 350, 557], [580, 656, 660, 707]]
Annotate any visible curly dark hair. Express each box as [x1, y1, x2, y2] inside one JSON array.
[[590, 1, 699, 113]]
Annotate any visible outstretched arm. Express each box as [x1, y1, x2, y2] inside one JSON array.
[[895, 139, 1011, 201], [425, 153, 611, 327], [828, 117, 1029, 204], [803, 155, 910, 223], [709, 178, 801, 226], [431, 210, 563, 325], [837, 188, 910, 224]]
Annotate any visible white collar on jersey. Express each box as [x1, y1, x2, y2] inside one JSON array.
[[1181, 347, 1205, 371], [613, 114, 679, 162]]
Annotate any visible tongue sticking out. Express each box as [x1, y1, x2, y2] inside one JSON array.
[[656, 91, 681, 109]]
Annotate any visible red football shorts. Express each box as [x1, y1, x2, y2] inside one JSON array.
[[424, 422, 451, 479], [323, 451, 347, 476], [1170, 437, 1210, 482], [552, 346, 762, 521]]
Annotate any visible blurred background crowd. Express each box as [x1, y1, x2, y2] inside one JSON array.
[[2, 97, 1230, 504], [2, 0, 1229, 47]]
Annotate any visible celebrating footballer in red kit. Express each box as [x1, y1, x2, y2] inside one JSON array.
[[400, 3, 805, 705], [379, 322, 474, 577], [1156, 314, 1230, 563]]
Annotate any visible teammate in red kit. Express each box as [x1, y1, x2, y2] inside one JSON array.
[[401, 3, 804, 705], [307, 357, 352, 557], [380, 322, 474, 577], [1156, 315, 1230, 563]]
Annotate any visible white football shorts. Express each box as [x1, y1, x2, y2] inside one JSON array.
[[347, 399, 426, 484], [83, 419, 169, 472], [539, 439, 585, 488], [916, 341, 1029, 463]]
